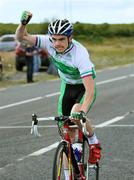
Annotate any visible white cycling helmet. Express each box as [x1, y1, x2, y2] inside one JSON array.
[[48, 19, 73, 36]]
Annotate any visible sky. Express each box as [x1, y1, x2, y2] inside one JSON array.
[[0, 0, 134, 24]]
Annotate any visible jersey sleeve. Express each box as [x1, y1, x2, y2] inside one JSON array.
[[35, 35, 50, 52], [75, 47, 96, 79]]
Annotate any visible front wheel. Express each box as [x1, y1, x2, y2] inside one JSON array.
[[82, 137, 100, 180], [52, 141, 72, 180]]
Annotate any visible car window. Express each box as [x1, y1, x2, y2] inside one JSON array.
[[1, 37, 15, 42]]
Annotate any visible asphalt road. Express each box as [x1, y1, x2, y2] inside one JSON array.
[[0, 64, 134, 180]]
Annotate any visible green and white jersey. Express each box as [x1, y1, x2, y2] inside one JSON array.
[[36, 35, 96, 84]]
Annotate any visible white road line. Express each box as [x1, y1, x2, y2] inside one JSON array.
[[45, 92, 60, 97], [29, 142, 59, 156], [129, 74, 134, 77], [0, 125, 57, 129], [0, 74, 133, 110], [105, 124, 134, 127], [17, 142, 59, 161], [0, 163, 14, 171], [96, 76, 127, 85], [95, 116, 124, 128], [0, 97, 42, 110]]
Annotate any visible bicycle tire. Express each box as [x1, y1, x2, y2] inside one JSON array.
[[52, 141, 70, 180], [82, 137, 89, 178], [82, 137, 99, 180]]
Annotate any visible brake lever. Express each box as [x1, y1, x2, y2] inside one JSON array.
[[80, 116, 89, 137], [31, 114, 41, 137]]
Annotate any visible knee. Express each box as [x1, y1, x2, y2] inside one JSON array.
[[71, 103, 81, 113]]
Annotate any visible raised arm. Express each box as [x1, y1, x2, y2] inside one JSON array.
[[15, 11, 36, 45]]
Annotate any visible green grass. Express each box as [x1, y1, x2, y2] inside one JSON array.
[[0, 37, 134, 88], [81, 37, 134, 69], [90, 45, 134, 69]]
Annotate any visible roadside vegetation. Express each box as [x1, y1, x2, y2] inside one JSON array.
[[0, 22, 134, 88]]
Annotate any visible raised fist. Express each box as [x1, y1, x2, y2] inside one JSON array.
[[21, 11, 32, 25]]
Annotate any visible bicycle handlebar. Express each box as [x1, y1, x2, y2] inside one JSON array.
[[55, 115, 86, 123], [31, 114, 88, 137], [31, 114, 42, 137]]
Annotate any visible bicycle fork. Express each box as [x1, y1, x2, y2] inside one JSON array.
[[70, 146, 86, 180]]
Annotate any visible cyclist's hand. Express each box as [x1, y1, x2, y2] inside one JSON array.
[[71, 111, 86, 120], [21, 11, 32, 25]]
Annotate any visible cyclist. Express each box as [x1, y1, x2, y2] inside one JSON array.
[[16, 11, 101, 179]]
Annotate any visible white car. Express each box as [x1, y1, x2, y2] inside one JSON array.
[[0, 34, 17, 51]]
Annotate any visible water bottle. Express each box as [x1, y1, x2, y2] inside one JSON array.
[[72, 143, 82, 162]]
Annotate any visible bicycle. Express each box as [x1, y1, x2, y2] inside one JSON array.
[[31, 114, 100, 180]]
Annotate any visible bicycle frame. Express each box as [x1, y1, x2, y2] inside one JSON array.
[[59, 124, 74, 179], [56, 118, 86, 179], [57, 141, 73, 179]]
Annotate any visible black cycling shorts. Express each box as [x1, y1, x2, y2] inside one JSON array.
[[58, 80, 97, 117], [58, 81, 85, 116]]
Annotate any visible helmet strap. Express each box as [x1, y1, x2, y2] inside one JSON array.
[[66, 36, 72, 49]]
